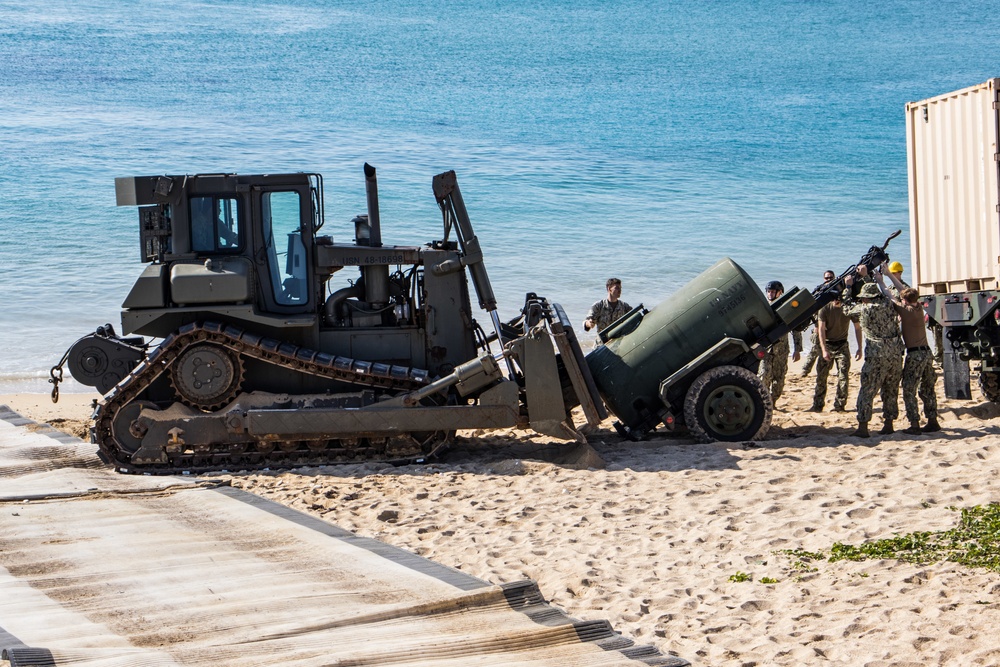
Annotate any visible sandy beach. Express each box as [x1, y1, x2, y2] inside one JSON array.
[[5, 359, 1000, 666]]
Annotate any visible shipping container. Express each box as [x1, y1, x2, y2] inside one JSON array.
[[906, 79, 1000, 402], [906, 79, 1000, 294]]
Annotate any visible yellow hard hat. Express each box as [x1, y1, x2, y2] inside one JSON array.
[[888, 261, 904, 273]]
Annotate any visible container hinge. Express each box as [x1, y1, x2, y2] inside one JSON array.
[[994, 101, 1000, 110]]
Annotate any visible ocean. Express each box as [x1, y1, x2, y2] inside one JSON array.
[[2, 0, 999, 393]]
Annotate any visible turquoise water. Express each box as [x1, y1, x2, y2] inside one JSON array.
[[2, 0, 999, 392]]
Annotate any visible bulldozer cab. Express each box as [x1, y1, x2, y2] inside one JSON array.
[[116, 173, 322, 318], [256, 185, 312, 311], [188, 194, 240, 252]]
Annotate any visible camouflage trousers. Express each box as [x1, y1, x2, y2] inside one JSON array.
[[856, 338, 903, 424], [812, 340, 851, 410], [801, 328, 820, 374], [759, 336, 790, 402], [902, 347, 938, 424], [933, 325, 944, 365]]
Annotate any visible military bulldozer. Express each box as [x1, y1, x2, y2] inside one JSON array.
[[56, 167, 606, 473], [54, 164, 900, 474]]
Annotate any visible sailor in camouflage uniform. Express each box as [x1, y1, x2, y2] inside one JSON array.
[[759, 281, 803, 405], [583, 278, 631, 338], [879, 263, 940, 434], [842, 266, 904, 438], [800, 270, 837, 377]]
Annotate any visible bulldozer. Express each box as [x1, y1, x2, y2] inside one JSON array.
[[54, 166, 606, 473], [54, 164, 902, 474]]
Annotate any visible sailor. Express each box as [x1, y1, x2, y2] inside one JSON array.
[[759, 280, 803, 406], [842, 267, 904, 438], [877, 262, 940, 434], [801, 269, 838, 377], [807, 291, 862, 412], [886, 260, 909, 297], [583, 278, 631, 334]]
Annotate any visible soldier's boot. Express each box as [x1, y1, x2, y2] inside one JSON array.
[[903, 420, 923, 436], [851, 421, 870, 438], [879, 420, 894, 435], [922, 417, 941, 433], [806, 403, 823, 412]]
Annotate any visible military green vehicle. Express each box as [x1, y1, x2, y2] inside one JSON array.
[[583, 232, 901, 443], [586, 258, 797, 443], [54, 165, 899, 473], [55, 167, 605, 473]]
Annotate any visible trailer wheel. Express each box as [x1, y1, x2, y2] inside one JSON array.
[[683, 365, 772, 443], [979, 371, 1000, 402]]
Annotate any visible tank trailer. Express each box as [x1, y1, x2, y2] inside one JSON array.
[[54, 166, 898, 473], [589, 232, 900, 442]]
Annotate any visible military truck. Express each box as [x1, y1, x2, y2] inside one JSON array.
[[55, 165, 896, 473], [905, 79, 1000, 401]]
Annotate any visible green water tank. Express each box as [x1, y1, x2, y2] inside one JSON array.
[[586, 258, 779, 435]]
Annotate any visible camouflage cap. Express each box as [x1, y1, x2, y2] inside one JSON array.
[[858, 282, 882, 299]]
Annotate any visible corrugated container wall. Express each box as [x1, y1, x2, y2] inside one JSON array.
[[906, 78, 1000, 294]]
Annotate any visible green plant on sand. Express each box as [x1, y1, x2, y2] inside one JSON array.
[[783, 504, 1000, 571]]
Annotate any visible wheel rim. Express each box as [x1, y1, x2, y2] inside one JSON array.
[[111, 400, 158, 454], [701, 384, 756, 436], [170, 344, 243, 410]]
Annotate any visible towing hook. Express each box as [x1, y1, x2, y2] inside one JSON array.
[[49, 333, 91, 403], [49, 365, 63, 403]]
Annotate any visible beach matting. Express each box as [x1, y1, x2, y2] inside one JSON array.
[[5, 359, 1000, 665], [0, 407, 682, 667]]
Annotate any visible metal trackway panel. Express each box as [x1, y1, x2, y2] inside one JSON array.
[[0, 408, 686, 667]]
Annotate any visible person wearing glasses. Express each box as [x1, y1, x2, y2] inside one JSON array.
[[801, 270, 838, 377]]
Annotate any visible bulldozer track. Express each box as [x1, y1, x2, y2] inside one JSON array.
[[93, 321, 443, 475]]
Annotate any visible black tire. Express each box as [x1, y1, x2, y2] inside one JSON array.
[[683, 365, 773, 443], [979, 371, 1000, 403]]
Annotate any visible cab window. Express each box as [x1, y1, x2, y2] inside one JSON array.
[[191, 196, 240, 252], [261, 191, 307, 305]]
